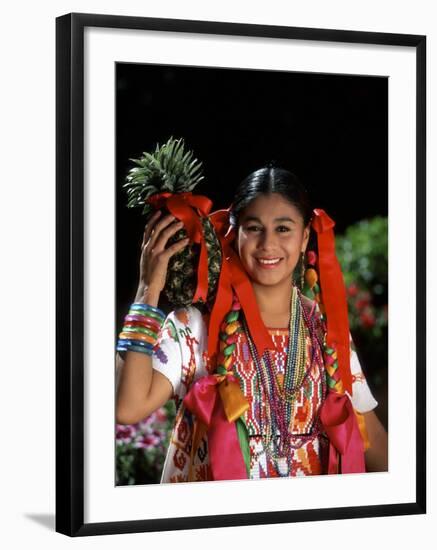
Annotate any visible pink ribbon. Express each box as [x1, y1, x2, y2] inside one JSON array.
[[320, 391, 366, 474], [183, 374, 248, 480]]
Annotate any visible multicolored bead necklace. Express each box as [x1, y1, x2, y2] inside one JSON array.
[[242, 285, 327, 475]]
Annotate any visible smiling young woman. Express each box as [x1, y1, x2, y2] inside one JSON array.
[[116, 164, 388, 482]]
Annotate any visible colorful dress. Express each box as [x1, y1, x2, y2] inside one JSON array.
[[152, 295, 378, 483]]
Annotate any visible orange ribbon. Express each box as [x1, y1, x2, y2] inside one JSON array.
[[354, 409, 371, 451], [217, 374, 250, 422], [208, 209, 274, 364], [146, 192, 213, 303], [311, 208, 353, 395]]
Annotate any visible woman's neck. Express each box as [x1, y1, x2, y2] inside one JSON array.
[[252, 281, 294, 328]]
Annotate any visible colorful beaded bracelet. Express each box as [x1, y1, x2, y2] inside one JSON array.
[[116, 302, 166, 356]]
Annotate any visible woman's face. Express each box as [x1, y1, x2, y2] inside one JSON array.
[[236, 193, 310, 291]]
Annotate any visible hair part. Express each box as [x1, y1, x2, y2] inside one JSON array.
[[229, 164, 313, 228]]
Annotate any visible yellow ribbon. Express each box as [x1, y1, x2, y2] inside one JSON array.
[[354, 409, 371, 451], [218, 375, 250, 422]]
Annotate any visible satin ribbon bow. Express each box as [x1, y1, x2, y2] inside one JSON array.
[[319, 391, 366, 474], [146, 192, 213, 302], [183, 371, 249, 480]]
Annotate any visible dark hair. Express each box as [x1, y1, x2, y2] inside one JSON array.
[[229, 163, 313, 228]]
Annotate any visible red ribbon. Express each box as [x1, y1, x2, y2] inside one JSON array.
[[146, 192, 212, 303], [183, 374, 248, 480], [311, 208, 353, 395], [208, 209, 274, 363], [319, 391, 366, 474]]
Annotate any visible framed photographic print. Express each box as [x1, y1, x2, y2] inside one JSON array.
[[56, 12, 426, 536]]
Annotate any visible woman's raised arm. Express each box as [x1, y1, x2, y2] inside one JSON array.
[[115, 210, 189, 425]]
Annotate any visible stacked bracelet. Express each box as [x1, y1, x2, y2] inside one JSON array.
[[116, 303, 166, 356]]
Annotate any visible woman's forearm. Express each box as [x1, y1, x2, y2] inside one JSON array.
[[363, 409, 388, 472], [115, 287, 160, 424], [115, 351, 154, 424]]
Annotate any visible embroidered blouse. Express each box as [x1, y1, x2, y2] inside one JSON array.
[[152, 299, 378, 483]]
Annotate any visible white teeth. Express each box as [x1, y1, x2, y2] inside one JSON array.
[[258, 258, 280, 265]]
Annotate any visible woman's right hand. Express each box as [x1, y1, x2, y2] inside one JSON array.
[[135, 210, 189, 303]]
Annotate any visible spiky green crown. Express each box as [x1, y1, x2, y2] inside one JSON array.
[[123, 136, 205, 215]]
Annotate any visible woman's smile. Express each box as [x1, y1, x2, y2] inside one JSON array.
[[255, 256, 283, 268]]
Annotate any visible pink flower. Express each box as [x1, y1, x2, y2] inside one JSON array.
[[154, 409, 167, 423], [347, 283, 359, 297], [359, 307, 376, 328], [138, 416, 155, 431], [134, 433, 161, 449], [115, 424, 137, 443], [355, 290, 371, 310]]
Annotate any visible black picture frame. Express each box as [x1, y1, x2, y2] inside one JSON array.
[[56, 12, 426, 537]]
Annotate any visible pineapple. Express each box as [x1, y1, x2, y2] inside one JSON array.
[[123, 136, 222, 310]]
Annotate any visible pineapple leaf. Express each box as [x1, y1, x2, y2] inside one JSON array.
[[123, 137, 206, 210]]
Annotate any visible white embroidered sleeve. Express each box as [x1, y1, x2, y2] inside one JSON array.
[[151, 313, 184, 400], [347, 334, 379, 413]]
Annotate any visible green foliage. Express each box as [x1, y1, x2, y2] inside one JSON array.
[[336, 216, 388, 293], [335, 216, 388, 339], [334, 216, 388, 389], [123, 136, 205, 216]]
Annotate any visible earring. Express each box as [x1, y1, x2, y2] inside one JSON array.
[[300, 251, 305, 290]]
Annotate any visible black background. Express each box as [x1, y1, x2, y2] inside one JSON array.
[[116, 62, 388, 326]]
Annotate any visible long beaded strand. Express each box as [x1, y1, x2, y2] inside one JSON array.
[[243, 285, 327, 475], [244, 286, 303, 455]]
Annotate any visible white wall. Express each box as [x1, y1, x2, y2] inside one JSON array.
[[0, 0, 434, 547]]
